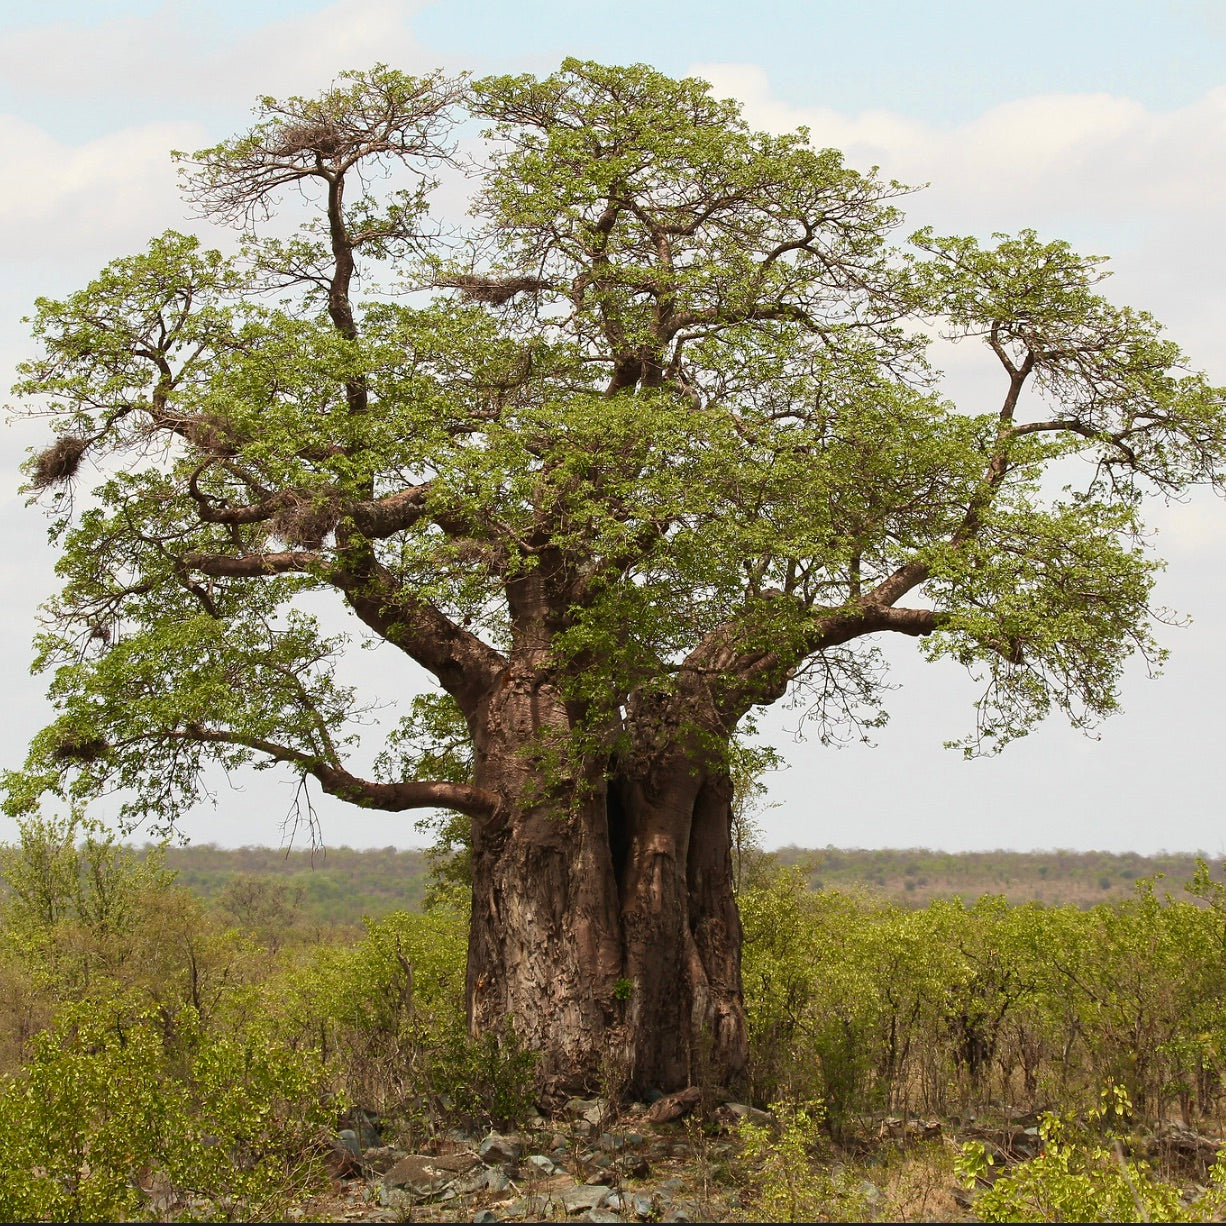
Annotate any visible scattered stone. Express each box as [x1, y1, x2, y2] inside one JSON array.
[[479, 1132, 525, 1164], [585, 1212, 624, 1223], [360, 1145, 405, 1175], [561, 1184, 612, 1213], [502, 1194, 555, 1220], [582, 1151, 615, 1178], [952, 1185, 976, 1210], [721, 1101, 775, 1127], [376, 1186, 413, 1211], [644, 1086, 701, 1124], [338, 1107, 382, 1150], [630, 1192, 655, 1220], [472, 1212, 500, 1224], [383, 1151, 480, 1196], [618, 1154, 651, 1179], [456, 1168, 493, 1196], [325, 1130, 364, 1178], [565, 1096, 602, 1119], [485, 1168, 512, 1193], [526, 1153, 557, 1175]]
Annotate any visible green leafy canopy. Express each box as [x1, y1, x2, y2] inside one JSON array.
[[6, 60, 1225, 833]]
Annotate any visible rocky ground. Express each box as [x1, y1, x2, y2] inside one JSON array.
[[287, 1095, 1225, 1224]]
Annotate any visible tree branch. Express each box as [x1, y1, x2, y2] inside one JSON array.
[[165, 726, 498, 819], [184, 550, 321, 576]]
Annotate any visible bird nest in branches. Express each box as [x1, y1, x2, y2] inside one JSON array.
[[435, 274, 551, 305], [273, 119, 347, 159], [50, 734, 110, 764], [270, 494, 342, 548], [31, 435, 89, 489], [183, 412, 239, 456]]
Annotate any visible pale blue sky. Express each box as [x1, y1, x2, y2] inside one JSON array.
[[3, 1, 1223, 134], [1, 1, 1224, 854]]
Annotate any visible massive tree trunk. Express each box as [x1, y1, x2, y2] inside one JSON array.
[[464, 662, 748, 1103]]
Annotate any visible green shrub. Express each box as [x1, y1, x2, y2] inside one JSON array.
[[738, 1100, 870, 1222], [0, 993, 336, 1223], [958, 1085, 1226, 1223]]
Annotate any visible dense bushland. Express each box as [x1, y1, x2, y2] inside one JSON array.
[[111, 842, 1213, 927], [0, 814, 1223, 1221], [740, 867, 1226, 1132]]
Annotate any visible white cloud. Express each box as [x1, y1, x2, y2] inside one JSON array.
[[0, 0, 437, 115], [0, 115, 206, 272], [695, 65, 1226, 374]]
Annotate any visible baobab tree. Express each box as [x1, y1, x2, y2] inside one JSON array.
[[7, 61, 1224, 1102]]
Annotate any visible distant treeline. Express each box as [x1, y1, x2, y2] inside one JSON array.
[[129, 842, 1218, 928], [143, 843, 431, 929], [775, 845, 1218, 909]]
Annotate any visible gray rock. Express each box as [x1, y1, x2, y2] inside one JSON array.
[[456, 1168, 493, 1195], [361, 1145, 406, 1175], [561, 1184, 612, 1213], [326, 1129, 363, 1177], [486, 1168, 512, 1193], [722, 1101, 775, 1127], [645, 1087, 701, 1124], [501, 1195, 554, 1220], [377, 1186, 413, 1210], [340, 1107, 381, 1148], [473, 1212, 500, 1224], [479, 1132, 525, 1164], [526, 1153, 557, 1175], [603, 1190, 625, 1212], [383, 1152, 480, 1195], [584, 1213, 624, 1223], [564, 1096, 608, 1127], [630, 1192, 655, 1220], [598, 1132, 627, 1152], [618, 1154, 650, 1179]]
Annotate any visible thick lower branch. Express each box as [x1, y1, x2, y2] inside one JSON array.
[[314, 766, 497, 818], [164, 726, 498, 819], [332, 561, 507, 713], [184, 550, 320, 576]]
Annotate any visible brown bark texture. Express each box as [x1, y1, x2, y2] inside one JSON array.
[[464, 645, 748, 1103]]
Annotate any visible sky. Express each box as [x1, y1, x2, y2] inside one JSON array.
[[1, 0, 1224, 855]]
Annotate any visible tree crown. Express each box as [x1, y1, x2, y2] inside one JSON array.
[[7, 61, 1224, 833]]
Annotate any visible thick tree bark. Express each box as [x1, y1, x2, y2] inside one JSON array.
[[464, 665, 748, 1103]]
